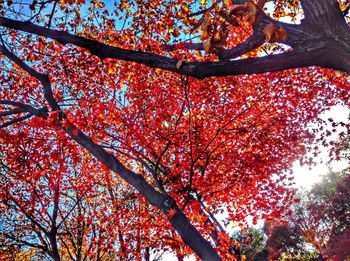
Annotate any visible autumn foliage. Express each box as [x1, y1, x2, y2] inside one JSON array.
[[0, 0, 349, 260]]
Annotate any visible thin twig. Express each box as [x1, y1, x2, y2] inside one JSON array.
[[48, 0, 58, 28]]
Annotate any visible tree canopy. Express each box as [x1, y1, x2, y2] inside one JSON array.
[[0, 0, 349, 260]]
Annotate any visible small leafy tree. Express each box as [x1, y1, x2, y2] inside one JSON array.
[[264, 220, 306, 260], [308, 169, 350, 260], [232, 228, 267, 260]]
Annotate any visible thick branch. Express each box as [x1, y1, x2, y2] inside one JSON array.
[[231, 0, 249, 4], [300, 0, 344, 26], [1, 17, 348, 78], [62, 125, 221, 259], [165, 42, 204, 52]]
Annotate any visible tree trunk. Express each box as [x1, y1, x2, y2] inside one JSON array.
[[294, 0, 350, 73], [67, 129, 222, 260], [48, 232, 61, 261]]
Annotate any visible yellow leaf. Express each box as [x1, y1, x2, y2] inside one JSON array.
[[182, 4, 190, 13], [223, 0, 231, 6]]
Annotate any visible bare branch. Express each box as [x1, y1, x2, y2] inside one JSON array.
[[47, 0, 58, 28]]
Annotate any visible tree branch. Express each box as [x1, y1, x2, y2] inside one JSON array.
[[0, 99, 46, 116], [344, 5, 350, 16], [231, 0, 249, 4], [0, 108, 25, 117], [47, 0, 58, 28], [165, 42, 204, 52], [218, 31, 265, 60], [57, 190, 88, 229], [1, 17, 346, 78], [0, 33, 222, 259], [0, 113, 33, 129], [9, 197, 49, 236], [0, 43, 60, 111], [300, 0, 344, 24], [2, 232, 49, 253], [169, 7, 289, 61]]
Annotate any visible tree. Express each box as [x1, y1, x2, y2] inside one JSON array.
[[271, 168, 350, 260], [264, 220, 306, 260], [231, 228, 267, 260], [307, 169, 350, 260], [0, 0, 349, 259]]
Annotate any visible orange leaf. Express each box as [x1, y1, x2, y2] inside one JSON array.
[[200, 12, 211, 32], [200, 29, 210, 41], [176, 60, 183, 70], [230, 1, 258, 24], [263, 24, 288, 42], [203, 38, 213, 54], [263, 23, 276, 42], [245, 1, 258, 24], [274, 26, 288, 42]]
